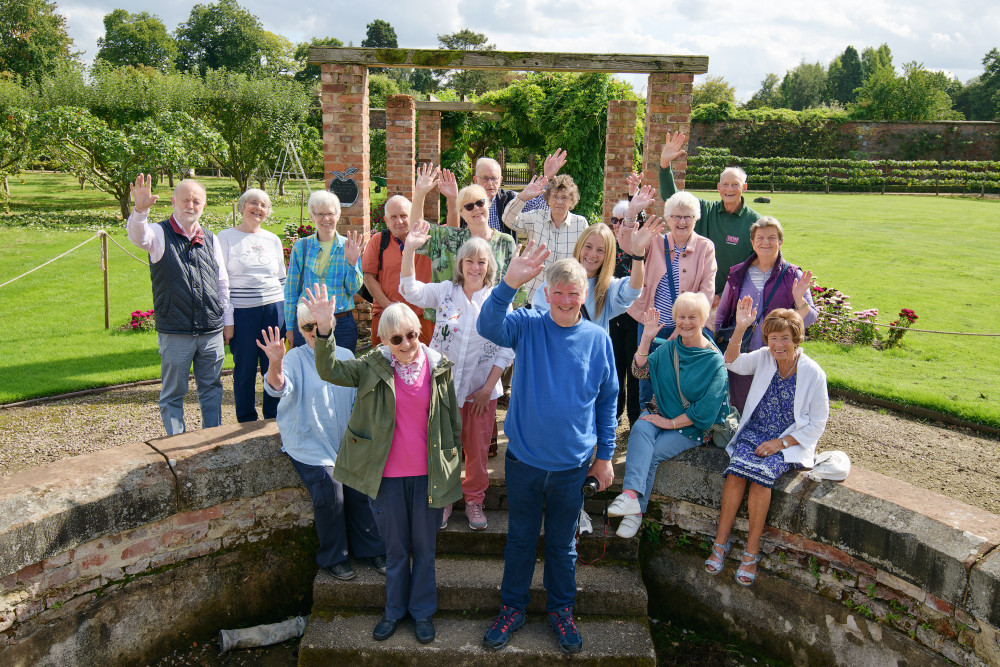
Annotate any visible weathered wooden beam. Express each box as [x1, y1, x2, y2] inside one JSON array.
[[310, 47, 709, 74]]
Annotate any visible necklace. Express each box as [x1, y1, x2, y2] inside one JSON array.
[[778, 350, 799, 380]]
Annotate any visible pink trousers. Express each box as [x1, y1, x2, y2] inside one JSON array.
[[460, 398, 498, 504]]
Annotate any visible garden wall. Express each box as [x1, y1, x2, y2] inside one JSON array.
[[3, 424, 1000, 666], [690, 119, 1000, 161]]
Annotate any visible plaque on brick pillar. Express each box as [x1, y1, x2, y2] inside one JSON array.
[[328, 168, 360, 206]]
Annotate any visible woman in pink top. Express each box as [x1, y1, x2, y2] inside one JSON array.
[[307, 289, 462, 647]]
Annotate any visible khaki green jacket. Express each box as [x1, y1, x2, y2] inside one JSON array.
[[315, 337, 463, 508]]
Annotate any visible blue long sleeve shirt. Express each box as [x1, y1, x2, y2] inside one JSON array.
[[477, 281, 619, 471]]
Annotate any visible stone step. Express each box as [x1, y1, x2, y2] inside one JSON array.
[[298, 612, 656, 667], [312, 554, 647, 617], [437, 508, 639, 562]]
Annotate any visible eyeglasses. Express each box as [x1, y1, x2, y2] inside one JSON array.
[[313, 212, 338, 219], [389, 331, 419, 346], [669, 214, 695, 222], [301, 323, 317, 333], [611, 217, 624, 224], [463, 199, 487, 212], [477, 175, 501, 184]]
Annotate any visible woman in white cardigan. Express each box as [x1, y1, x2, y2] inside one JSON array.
[[706, 299, 829, 586]]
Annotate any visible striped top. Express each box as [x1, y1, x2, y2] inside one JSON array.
[[653, 243, 684, 328]]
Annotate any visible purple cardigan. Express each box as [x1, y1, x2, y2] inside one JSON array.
[[716, 251, 817, 341]]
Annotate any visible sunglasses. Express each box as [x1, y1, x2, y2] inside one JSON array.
[[611, 217, 624, 224], [301, 323, 317, 333], [463, 199, 487, 212], [389, 331, 419, 346]]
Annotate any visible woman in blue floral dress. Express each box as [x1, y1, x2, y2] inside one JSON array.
[[706, 301, 829, 586]]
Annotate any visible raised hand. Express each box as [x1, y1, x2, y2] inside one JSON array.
[[630, 216, 665, 255], [404, 218, 431, 250], [626, 184, 656, 219], [439, 168, 458, 200], [639, 306, 662, 333], [659, 131, 688, 167], [129, 173, 159, 214], [543, 148, 568, 179], [735, 295, 757, 329], [518, 174, 548, 201], [502, 241, 550, 289], [256, 326, 286, 364], [414, 162, 440, 196], [792, 270, 813, 304], [344, 230, 365, 265], [303, 283, 336, 335], [626, 171, 644, 197]]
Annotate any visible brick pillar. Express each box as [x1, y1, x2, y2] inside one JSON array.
[[602, 100, 638, 223], [385, 95, 416, 202], [642, 72, 694, 214], [321, 64, 370, 235], [417, 110, 442, 222]]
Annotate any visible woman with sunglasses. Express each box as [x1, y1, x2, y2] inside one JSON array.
[[409, 163, 517, 294], [399, 224, 514, 532], [307, 286, 463, 646], [625, 188, 718, 408]]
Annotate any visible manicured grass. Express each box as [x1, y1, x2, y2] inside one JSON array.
[[693, 189, 1000, 427], [2, 174, 999, 428]]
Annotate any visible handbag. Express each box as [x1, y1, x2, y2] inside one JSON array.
[[672, 346, 740, 449], [803, 451, 851, 482], [714, 263, 789, 353]]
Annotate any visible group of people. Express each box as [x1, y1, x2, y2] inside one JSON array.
[[124, 130, 829, 654]]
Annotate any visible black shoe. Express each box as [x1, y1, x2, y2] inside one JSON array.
[[414, 617, 435, 644], [372, 615, 399, 641], [372, 555, 387, 575], [325, 562, 356, 581]]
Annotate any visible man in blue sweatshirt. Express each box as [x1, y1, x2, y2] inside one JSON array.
[[477, 245, 617, 655]]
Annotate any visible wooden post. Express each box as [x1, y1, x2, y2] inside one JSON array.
[[102, 232, 110, 331]]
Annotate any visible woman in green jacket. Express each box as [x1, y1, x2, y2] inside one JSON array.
[[306, 285, 462, 646]]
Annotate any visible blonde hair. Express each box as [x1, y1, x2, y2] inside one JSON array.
[[545, 258, 587, 292], [573, 224, 615, 318], [457, 184, 489, 211], [671, 292, 711, 326]]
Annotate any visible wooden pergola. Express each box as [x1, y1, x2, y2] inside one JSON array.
[[309, 46, 708, 230]]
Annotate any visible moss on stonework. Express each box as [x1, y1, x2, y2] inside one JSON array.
[[408, 50, 463, 68]]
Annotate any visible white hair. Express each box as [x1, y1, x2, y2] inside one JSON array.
[[663, 191, 701, 221], [378, 303, 421, 341], [475, 157, 501, 175], [612, 200, 629, 218], [308, 190, 341, 216], [237, 188, 271, 213], [296, 302, 316, 335], [720, 166, 747, 185]]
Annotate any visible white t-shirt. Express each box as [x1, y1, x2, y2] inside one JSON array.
[[217, 228, 286, 308]]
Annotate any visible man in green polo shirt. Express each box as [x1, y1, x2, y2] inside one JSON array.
[[658, 131, 761, 303]]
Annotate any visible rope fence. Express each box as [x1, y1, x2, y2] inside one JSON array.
[[812, 311, 1000, 337]]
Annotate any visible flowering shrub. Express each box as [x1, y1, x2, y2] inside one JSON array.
[[852, 308, 879, 346], [282, 223, 315, 266], [118, 309, 155, 333], [883, 308, 919, 349]]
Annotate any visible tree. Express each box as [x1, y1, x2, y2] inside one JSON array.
[[743, 73, 781, 109], [436, 29, 504, 99], [693, 75, 736, 107], [174, 0, 287, 76], [861, 43, 894, 83], [956, 49, 1000, 120], [196, 70, 311, 192], [0, 0, 76, 83], [827, 46, 863, 105], [294, 36, 343, 83], [852, 61, 958, 121], [0, 79, 34, 198], [36, 107, 221, 218], [96, 10, 177, 72], [778, 61, 828, 110], [360, 19, 397, 48]]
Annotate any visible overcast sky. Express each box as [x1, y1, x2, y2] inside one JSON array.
[[58, 0, 999, 100]]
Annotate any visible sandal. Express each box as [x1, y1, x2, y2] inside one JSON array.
[[704, 540, 732, 575], [735, 551, 761, 587]]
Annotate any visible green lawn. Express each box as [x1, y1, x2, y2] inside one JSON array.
[[2, 174, 998, 427]]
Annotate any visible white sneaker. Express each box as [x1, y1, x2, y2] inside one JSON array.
[[616, 514, 642, 538], [578, 508, 593, 536], [607, 493, 641, 517]]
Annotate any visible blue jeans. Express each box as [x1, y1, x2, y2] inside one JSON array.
[[289, 456, 384, 569], [230, 302, 284, 422], [293, 312, 357, 353], [501, 452, 589, 613], [622, 412, 700, 512], [636, 322, 673, 407], [369, 476, 443, 621], [157, 331, 224, 435]]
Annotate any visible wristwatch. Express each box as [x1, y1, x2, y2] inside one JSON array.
[[780, 438, 789, 449]]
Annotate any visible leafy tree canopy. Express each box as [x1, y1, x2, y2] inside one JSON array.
[[779, 61, 828, 110], [435, 29, 504, 100], [174, 0, 289, 76], [96, 9, 177, 72], [0, 0, 76, 83], [361, 19, 398, 48], [827, 46, 863, 105], [861, 43, 894, 82], [692, 75, 736, 107], [294, 36, 343, 83], [851, 61, 960, 121], [743, 73, 781, 110]]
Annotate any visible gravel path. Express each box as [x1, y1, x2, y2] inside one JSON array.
[[2, 379, 998, 515]]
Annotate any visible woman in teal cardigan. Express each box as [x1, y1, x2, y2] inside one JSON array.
[[608, 292, 729, 538]]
